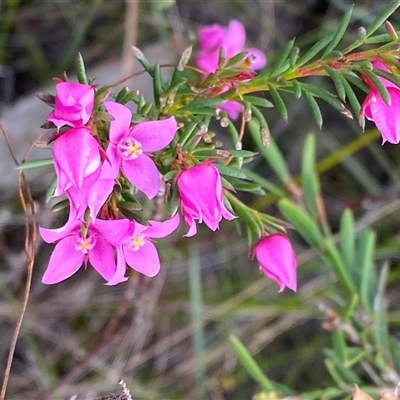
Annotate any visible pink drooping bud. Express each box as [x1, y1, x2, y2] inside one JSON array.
[[253, 233, 297, 292], [177, 164, 236, 237]]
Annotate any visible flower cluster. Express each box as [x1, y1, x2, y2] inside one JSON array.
[[38, 19, 301, 293]]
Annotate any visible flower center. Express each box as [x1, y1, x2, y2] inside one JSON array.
[[129, 234, 145, 251], [75, 233, 96, 254], [117, 137, 143, 160]]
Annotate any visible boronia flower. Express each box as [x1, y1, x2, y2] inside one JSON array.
[[104, 101, 178, 199], [47, 81, 95, 130], [253, 233, 297, 293], [196, 20, 266, 120], [107, 213, 180, 285], [40, 218, 130, 284], [177, 164, 235, 237], [360, 61, 400, 144]]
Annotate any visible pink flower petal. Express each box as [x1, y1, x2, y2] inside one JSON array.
[[53, 128, 101, 190], [245, 47, 266, 70], [39, 219, 82, 243], [106, 246, 129, 286], [123, 241, 161, 277], [198, 24, 224, 51], [93, 219, 131, 245], [130, 117, 178, 151], [42, 236, 84, 284], [145, 213, 180, 238], [89, 236, 116, 281], [104, 101, 132, 143], [225, 20, 246, 56], [122, 154, 161, 199]]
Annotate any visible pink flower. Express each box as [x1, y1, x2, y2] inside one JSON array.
[[177, 164, 235, 237], [40, 218, 130, 284], [361, 61, 400, 144], [196, 20, 266, 74], [104, 101, 178, 199], [107, 213, 180, 285], [47, 82, 95, 130], [53, 128, 101, 197], [196, 20, 266, 120], [253, 234, 297, 292]]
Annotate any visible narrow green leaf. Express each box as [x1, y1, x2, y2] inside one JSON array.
[[269, 86, 288, 121], [45, 177, 57, 204], [340, 209, 355, 277], [298, 82, 344, 111], [248, 120, 291, 183], [342, 293, 359, 322], [323, 64, 346, 101], [153, 64, 162, 109], [341, 77, 361, 121], [358, 229, 376, 313], [278, 198, 323, 250], [268, 38, 295, 77], [242, 168, 287, 197], [332, 331, 347, 363], [365, 0, 400, 38], [179, 98, 223, 112], [76, 52, 89, 85], [244, 95, 274, 108], [324, 238, 356, 293], [229, 335, 276, 392], [296, 30, 336, 68], [225, 51, 248, 68], [51, 199, 69, 212], [324, 359, 343, 386], [362, 69, 390, 105], [17, 158, 53, 170], [216, 164, 249, 180], [301, 134, 320, 217], [292, 79, 302, 99], [131, 45, 154, 74], [289, 46, 300, 69], [302, 90, 323, 129], [323, 6, 353, 55], [223, 176, 266, 195]]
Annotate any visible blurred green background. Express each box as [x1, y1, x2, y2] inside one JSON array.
[[1, 1, 400, 399]]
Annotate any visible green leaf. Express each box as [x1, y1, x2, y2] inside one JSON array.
[[365, 0, 400, 38], [342, 293, 359, 322], [289, 46, 300, 69], [223, 176, 265, 195], [323, 6, 353, 56], [298, 82, 344, 111], [302, 90, 323, 129], [268, 38, 295, 77], [269, 86, 288, 121], [362, 69, 390, 105], [278, 198, 323, 250], [248, 120, 291, 183], [323, 64, 346, 101], [301, 134, 320, 217], [323, 238, 356, 293], [51, 199, 69, 212], [340, 209, 356, 278], [76, 52, 89, 85], [358, 229, 376, 313], [341, 77, 362, 122], [242, 168, 287, 197], [225, 51, 248, 68], [131, 45, 154, 74], [332, 331, 347, 364], [296, 30, 336, 68], [216, 164, 249, 180], [153, 63, 162, 109], [292, 79, 302, 99], [17, 158, 53, 170], [229, 335, 276, 393], [243, 95, 274, 108], [179, 98, 223, 112], [45, 177, 57, 203]]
